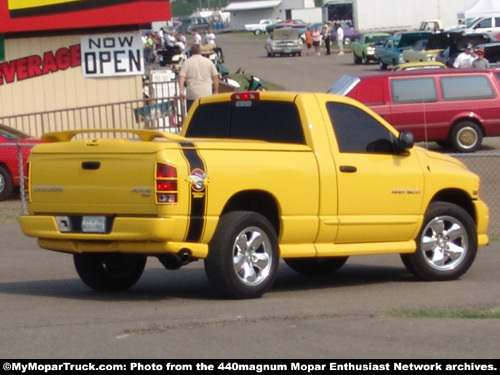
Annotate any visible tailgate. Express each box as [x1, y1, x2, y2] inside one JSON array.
[[28, 137, 180, 215]]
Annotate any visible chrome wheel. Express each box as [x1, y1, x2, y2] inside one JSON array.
[[401, 202, 477, 281], [232, 226, 272, 286], [420, 215, 468, 271], [205, 211, 279, 299]]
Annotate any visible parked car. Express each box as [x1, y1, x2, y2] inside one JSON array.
[[402, 32, 467, 63], [265, 28, 303, 57], [435, 33, 491, 66], [393, 61, 447, 70], [351, 33, 391, 64], [0, 124, 42, 201], [266, 19, 309, 33], [328, 69, 500, 152], [374, 32, 431, 69], [176, 16, 211, 34], [330, 21, 362, 45], [244, 19, 280, 35]]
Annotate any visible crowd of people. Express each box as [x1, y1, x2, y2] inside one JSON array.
[[304, 22, 345, 57], [453, 43, 491, 69], [142, 27, 217, 64]]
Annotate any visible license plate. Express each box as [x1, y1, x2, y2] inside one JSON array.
[[82, 216, 107, 233], [284, 49, 291, 53]]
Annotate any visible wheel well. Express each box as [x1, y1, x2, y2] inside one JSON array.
[[221, 190, 280, 236], [431, 189, 476, 222], [450, 118, 485, 138]]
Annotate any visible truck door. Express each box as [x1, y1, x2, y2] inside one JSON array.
[[326, 101, 424, 244]]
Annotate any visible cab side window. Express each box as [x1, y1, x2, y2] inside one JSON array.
[[327, 102, 396, 154]]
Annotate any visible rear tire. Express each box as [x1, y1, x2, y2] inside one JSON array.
[[0, 165, 14, 201], [205, 211, 279, 299], [401, 202, 477, 281], [73, 253, 147, 291], [449, 121, 482, 153]]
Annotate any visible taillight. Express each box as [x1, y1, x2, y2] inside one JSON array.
[[24, 162, 30, 202], [156, 162, 177, 203], [231, 92, 260, 101]]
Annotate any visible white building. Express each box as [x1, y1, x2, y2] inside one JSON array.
[[224, 0, 318, 30]]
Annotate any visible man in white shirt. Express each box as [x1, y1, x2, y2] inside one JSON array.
[[178, 44, 219, 112], [205, 28, 216, 45], [453, 43, 475, 68]]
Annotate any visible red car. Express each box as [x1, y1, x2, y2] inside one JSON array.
[[328, 69, 500, 152], [0, 124, 42, 201]]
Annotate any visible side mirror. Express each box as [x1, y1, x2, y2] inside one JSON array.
[[396, 131, 414, 152]]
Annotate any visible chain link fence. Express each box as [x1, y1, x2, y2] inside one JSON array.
[[1, 142, 499, 237]]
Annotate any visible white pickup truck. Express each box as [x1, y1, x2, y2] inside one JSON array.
[[244, 19, 279, 35]]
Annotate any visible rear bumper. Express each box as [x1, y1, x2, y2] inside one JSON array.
[[19, 215, 209, 258]]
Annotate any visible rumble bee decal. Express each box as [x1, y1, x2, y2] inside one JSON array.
[[188, 168, 208, 193]]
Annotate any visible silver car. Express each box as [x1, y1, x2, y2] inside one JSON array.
[[265, 28, 303, 57]]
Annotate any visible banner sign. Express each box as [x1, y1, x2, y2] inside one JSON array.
[[0, 1, 171, 33], [81, 32, 144, 77]]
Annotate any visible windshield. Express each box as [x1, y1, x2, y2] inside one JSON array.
[[327, 75, 360, 96], [0, 124, 31, 140]]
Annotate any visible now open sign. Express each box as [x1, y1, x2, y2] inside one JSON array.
[[81, 32, 144, 77]]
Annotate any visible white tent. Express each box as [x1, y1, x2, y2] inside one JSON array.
[[458, 0, 500, 20]]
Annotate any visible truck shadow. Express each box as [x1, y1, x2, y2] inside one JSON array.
[[0, 262, 414, 301]]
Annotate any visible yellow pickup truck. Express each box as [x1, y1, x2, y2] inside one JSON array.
[[20, 92, 489, 299]]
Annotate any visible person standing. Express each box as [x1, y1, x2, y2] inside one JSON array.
[[178, 44, 219, 112], [472, 48, 490, 68], [312, 27, 321, 56], [205, 27, 216, 45], [453, 43, 475, 68], [336, 23, 344, 55], [191, 29, 202, 46], [322, 23, 331, 55], [304, 27, 313, 56]]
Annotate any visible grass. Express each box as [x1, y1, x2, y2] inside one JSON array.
[[386, 307, 500, 319]]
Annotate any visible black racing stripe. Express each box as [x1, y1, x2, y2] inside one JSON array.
[[180, 142, 207, 243]]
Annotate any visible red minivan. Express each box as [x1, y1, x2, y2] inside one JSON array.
[[328, 69, 500, 152]]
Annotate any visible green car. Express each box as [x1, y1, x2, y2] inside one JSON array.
[[351, 33, 390, 64]]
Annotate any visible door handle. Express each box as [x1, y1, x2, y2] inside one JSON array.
[[340, 165, 357, 173], [82, 161, 101, 170]]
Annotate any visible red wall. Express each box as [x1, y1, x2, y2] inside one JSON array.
[[1, 0, 171, 33]]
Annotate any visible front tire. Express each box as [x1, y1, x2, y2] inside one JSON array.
[[401, 202, 477, 281], [73, 253, 147, 291], [205, 211, 279, 299]]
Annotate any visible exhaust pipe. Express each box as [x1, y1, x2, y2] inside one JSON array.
[[158, 249, 192, 270]]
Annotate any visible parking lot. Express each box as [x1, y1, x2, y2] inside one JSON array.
[[1, 33, 500, 359]]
